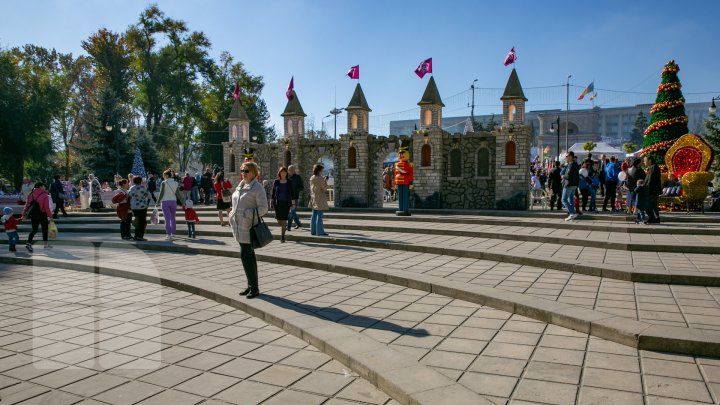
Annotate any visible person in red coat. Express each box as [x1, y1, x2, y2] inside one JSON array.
[[394, 140, 414, 216], [214, 172, 233, 226], [184, 200, 200, 238], [21, 182, 54, 252]]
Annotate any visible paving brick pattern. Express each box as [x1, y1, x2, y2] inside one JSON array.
[[0, 265, 391, 405], [6, 247, 720, 403]]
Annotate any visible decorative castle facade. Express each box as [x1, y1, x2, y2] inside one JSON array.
[[222, 70, 531, 210]]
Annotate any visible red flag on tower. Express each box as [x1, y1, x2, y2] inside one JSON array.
[[503, 47, 517, 66], [347, 65, 359, 80], [285, 77, 294, 100], [414, 58, 432, 78], [232, 83, 240, 100]]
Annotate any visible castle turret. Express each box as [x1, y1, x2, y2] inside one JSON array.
[[227, 98, 250, 142], [500, 68, 527, 128], [281, 90, 306, 137], [346, 83, 371, 133], [417, 76, 445, 130]]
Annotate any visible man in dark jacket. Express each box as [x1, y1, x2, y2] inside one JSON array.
[[200, 168, 214, 205], [147, 173, 158, 203], [547, 161, 563, 210], [562, 152, 580, 220], [602, 156, 619, 212], [644, 155, 662, 223], [286, 165, 304, 230], [598, 154, 607, 197], [50, 175, 68, 219]]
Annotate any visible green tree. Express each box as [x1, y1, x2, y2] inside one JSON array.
[[642, 60, 688, 169], [583, 141, 597, 152], [198, 51, 274, 165], [623, 142, 638, 154], [485, 114, 498, 131], [80, 29, 134, 181], [702, 113, 720, 186], [0, 46, 62, 189], [630, 111, 647, 148]]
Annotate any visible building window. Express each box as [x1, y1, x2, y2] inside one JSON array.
[[421, 144, 431, 167], [477, 147, 490, 177], [229, 153, 236, 172], [424, 109, 432, 126], [364, 114, 368, 130], [351, 114, 358, 130], [287, 119, 293, 135], [348, 146, 357, 169], [508, 103, 515, 122], [284, 150, 291, 167], [231, 125, 237, 140], [450, 148, 462, 178], [505, 141, 516, 166]]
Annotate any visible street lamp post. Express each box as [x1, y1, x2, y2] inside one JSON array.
[[549, 116, 560, 162], [565, 75, 571, 153], [330, 107, 343, 139], [470, 79, 478, 123], [322, 114, 331, 137], [710, 95, 720, 115]]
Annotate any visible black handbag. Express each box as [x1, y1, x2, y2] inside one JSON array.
[[250, 208, 273, 248]]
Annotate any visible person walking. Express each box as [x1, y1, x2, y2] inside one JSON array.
[[20, 177, 33, 204], [634, 179, 650, 224], [21, 182, 54, 252], [627, 158, 646, 215], [89, 174, 103, 212], [147, 173, 158, 203], [50, 175, 68, 219], [229, 162, 268, 299], [547, 161, 563, 211], [128, 176, 151, 241], [562, 152, 580, 221], [310, 164, 329, 236], [598, 154, 607, 197], [578, 161, 592, 212], [214, 172, 232, 226], [184, 200, 199, 238], [272, 167, 292, 243], [602, 156, 620, 212], [157, 169, 180, 240], [182, 172, 193, 203], [2, 207, 21, 252], [645, 155, 662, 223], [201, 168, 213, 205], [286, 165, 303, 231], [192, 173, 200, 204], [113, 179, 133, 240]]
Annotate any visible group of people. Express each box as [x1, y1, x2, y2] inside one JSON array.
[[544, 152, 662, 223]]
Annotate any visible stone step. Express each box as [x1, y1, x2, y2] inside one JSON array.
[[4, 239, 720, 358]]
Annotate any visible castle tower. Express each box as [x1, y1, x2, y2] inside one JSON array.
[[500, 68, 527, 128], [281, 90, 306, 137], [227, 98, 250, 142], [346, 83, 371, 133], [495, 68, 531, 209], [417, 76, 445, 130]]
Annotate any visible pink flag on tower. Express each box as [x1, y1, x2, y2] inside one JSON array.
[[347, 65, 359, 79], [414, 58, 432, 78], [285, 77, 294, 100], [232, 83, 240, 100], [503, 47, 517, 66]]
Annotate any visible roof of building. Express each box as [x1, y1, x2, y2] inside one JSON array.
[[417, 76, 445, 107], [281, 91, 307, 117], [347, 83, 371, 111], [227, 98, 249, 121], [501, 68, 528, 101]]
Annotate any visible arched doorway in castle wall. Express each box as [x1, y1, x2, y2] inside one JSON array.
[[382, 151, 398, 208]]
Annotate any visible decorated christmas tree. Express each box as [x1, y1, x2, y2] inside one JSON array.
[[131, 147, 147, 178], [641, 60, 689, 170]]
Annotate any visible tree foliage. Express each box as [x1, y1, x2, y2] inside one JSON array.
[[702, 113, 720, 186], [623, 142, 638, 154], [630, 111, 647, 148], [583, 141, 597, 152]]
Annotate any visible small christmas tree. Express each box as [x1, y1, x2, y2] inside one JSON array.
[[641, 60, 689, 170], [131, 147, 147, 178]]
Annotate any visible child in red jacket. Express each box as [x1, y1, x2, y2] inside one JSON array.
[[184, 200, 199, 238], [2, 207, 21, 252]]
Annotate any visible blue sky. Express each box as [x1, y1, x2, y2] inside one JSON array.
[[2, 0, 719, 134]]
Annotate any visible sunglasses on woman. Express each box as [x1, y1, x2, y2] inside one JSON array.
[[241, 169, 251, 173]]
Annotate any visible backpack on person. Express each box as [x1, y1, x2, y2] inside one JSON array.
[[25, 192, 43, 219]]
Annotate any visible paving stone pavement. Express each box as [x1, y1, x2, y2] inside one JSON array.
[[5, 248, 720, 403], [0, 265, 392, 405]]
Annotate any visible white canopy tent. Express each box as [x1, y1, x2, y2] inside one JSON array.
[[561, 142, 626, 160]]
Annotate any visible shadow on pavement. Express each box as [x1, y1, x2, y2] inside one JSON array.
[[260, 294, 429, 336]]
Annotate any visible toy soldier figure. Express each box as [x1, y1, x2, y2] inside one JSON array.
[[394, 139, 413, 216]]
